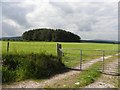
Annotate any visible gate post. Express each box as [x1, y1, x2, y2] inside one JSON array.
[[80, 49, 82, 70], [57, 43, 62, 62], [7, 40, 10, 53], [102, 50, 105, 73]]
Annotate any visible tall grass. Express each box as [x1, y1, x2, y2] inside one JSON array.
[[2, 53, 65, 83]]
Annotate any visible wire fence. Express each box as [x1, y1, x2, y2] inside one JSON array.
[[57, 43, 119, 75], [5, 42, 120, 75]]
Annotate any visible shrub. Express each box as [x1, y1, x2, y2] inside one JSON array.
[[2, 66, 16, 83], [2, 53, 65, 83]]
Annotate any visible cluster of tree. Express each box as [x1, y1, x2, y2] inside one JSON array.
[[0, 36, 23, 41], [22, 28, 81, 42]]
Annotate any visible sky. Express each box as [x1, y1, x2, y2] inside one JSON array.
[[1, 0, 119, 41]]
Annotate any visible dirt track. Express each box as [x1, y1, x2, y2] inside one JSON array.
[[85, 58, 119, 88]]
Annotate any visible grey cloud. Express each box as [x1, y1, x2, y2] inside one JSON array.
[[2, 2, 30, 28], [2, 22, 17, 36], [49, 2, 102, 32], [50, 1, 74, 16], [1, 0, 20, 2], [1, 1, 118, 41]]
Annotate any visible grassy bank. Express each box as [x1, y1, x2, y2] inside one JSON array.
[[2, 53, 65, 83]]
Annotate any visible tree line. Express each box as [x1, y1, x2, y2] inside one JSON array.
[[22, 28, 81, 42]]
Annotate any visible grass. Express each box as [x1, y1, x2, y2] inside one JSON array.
[[2, 41, 118, 67], [2, 41, 57, 55], [2, 41, 118, 54], [76, 55, 119, 88], [61, 43, 118, 67], [1, 41, 119, 83], [75, 62, 102, 87], [2, 53, 65, 83]]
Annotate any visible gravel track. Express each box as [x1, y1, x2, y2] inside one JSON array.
[[85, 58, 119, 88]]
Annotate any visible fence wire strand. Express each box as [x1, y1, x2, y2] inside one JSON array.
[[60, 48, 119, 75]]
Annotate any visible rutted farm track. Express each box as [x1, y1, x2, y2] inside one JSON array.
[[3, 54, 119, 88], [85, 58, 119, 88]]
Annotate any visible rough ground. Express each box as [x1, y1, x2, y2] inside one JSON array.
[[85, 58, 119, 88], [2, 55, 116, 88]]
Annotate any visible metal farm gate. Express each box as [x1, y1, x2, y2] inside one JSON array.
[[57, 43, 119, 75]]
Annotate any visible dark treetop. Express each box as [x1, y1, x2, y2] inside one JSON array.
[[22, 28, 81, 42]]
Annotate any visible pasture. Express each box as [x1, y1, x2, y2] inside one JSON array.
[[1, 41, 119, 83], [2, 41, 118, 67]]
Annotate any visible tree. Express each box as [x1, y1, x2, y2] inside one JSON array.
[[22, 28, 81, 42]]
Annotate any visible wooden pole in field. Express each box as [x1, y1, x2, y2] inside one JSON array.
[[57, 43, 62, 62], [102, 50, 105, 73], [7, 39, 10, 53], [80, 49, 82, 70]]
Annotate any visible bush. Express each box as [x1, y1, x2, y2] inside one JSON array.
[[2, 66, 16, 83], [2, 53, 65, 83]]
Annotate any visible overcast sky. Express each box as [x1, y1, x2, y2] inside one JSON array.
[[1, 0, 119, 41]]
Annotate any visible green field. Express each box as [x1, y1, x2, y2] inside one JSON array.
[[2, 41, 118, 67], [1, 41, 119, 83], [2, 41, 118, 54]]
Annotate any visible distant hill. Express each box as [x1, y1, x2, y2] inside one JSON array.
[[81, 40, 120, 44], [0, 36, 119, 44], [0, 36, 22, 41]]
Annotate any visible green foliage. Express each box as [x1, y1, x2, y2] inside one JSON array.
[[2, 66, 16, 83], [75, 62, 102, 87], [2, 53, 65, 83], [22, 28, 80, 42]]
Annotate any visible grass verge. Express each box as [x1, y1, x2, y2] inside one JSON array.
[[76, 55, 119, 88], [2, 53, 66, 84], [74, 62, 102, 87]]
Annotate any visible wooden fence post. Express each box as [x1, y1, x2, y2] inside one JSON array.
[[102, 50, 105, 73], [7, 40, 10, 53], [80, 49, 82, 70], [57, 43, 62, 62]]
